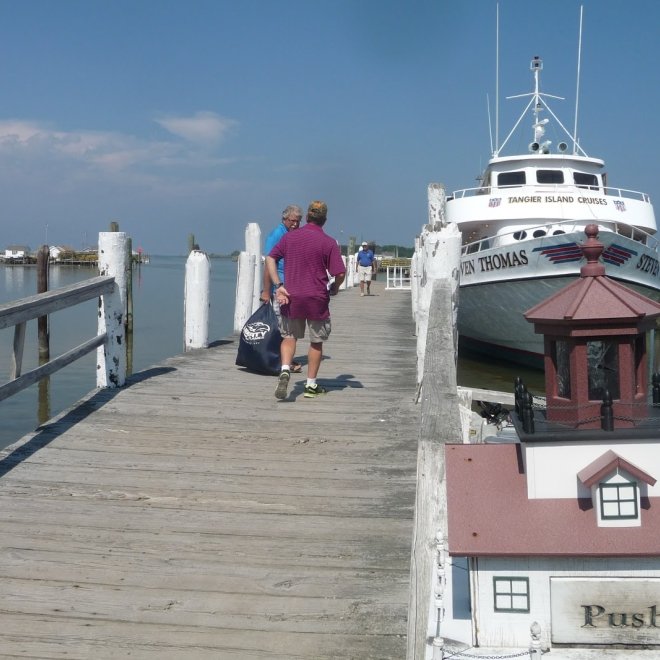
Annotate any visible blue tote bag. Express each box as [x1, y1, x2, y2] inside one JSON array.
[[235, 301, 281, 375]]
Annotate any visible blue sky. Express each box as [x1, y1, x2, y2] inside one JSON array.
[[0, 0, 658, 255]]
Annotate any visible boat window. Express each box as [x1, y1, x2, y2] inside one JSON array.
[[513, 230, 527, 240], [497, 171, 526, 187], [537, 170, 564, 184], [533, 229, 546, 238], [552, 230, 566, 235], [574, 172, 599, 189]]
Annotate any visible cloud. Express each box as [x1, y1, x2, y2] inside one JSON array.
[[0, 117, 239, 180], [155, 111, 237, 146]]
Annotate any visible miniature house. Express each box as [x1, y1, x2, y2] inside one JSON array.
[[442, 225, 660, 652]]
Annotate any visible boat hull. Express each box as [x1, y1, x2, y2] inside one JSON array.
[[457, 230, 660, 367]]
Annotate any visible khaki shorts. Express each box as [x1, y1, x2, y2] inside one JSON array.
[[357, 265, 373, 282], [281, 317, 331, 342]]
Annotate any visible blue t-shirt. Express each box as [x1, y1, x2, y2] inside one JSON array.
[[265, 222, 288, 289], [357, 248, 374, 267]]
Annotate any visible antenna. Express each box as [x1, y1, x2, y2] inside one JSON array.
[[572, 5, 584, 154], [495, 2, 500, 154], [487, 93, 493, 155]]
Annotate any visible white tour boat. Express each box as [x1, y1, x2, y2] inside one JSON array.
[[446, 55, 659, 366]]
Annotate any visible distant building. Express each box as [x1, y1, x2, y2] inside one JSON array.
[[4, 245, 30, 259], [49, 246, 64, 260]]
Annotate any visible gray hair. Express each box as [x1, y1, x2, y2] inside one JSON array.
[[282, 204, 303, 221]]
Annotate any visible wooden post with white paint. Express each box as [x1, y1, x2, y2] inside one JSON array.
[[184, 249, 211, 350], [414, 183, 461, 384], [97, 231, 129, 388], [410, 236, 420, 321], [407, 278, 462, 660], [245, 223, 261, 314], [234, 251, 256, 333]]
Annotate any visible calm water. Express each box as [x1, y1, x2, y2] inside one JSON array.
[[0, 256, 237, 449], [0, 260, 543, 450]]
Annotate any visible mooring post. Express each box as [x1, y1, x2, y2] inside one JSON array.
[[36, 244, 50, 361], [245, 223, 261, 314], [97, 231, 129, 388], [234, 251, 256, 333], [184, 248, 211, 350]]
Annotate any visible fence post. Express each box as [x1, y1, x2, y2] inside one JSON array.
[[529, 621, 543, 658], [234, 251, 256, 333], [184, 249, 211, 350], [97, 231, 129, 388]]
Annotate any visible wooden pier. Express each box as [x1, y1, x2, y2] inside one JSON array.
[[0, 280, 419, 659]]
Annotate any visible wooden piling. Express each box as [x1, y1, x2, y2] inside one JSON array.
[[97, 232, 129, 388], [245, 223, 261, 314], [36, 245, 50, 361], [184, 250, 211, 350], [407, 279, 463, 660]]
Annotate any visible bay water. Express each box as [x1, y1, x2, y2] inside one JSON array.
[[1, 259, 543, 451], [0, 256, 237, 450]]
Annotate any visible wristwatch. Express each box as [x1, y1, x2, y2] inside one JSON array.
[[275, 283, 284, 289]]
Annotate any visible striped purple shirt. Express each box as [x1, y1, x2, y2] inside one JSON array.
[[269, 222, 345, 320]]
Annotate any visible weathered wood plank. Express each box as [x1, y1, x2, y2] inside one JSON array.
[[0, 280, 418, 658]]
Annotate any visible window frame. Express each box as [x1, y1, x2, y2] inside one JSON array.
[[599, 482, 639, 520], [536, 169, 565, 184], [493, 576, 530, 613]]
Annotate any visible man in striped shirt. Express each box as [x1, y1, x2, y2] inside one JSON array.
[[265, 200, 346, 400]]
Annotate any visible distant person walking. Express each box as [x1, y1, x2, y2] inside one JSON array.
[[356, 241, 376, 296], [260, 204, 303, 372], [265, 201, 346, 400]]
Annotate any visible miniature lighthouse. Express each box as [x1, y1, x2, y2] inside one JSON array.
[[524, 224, 660, 430]]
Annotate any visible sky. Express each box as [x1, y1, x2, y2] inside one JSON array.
[[0, 0, 658, 255]]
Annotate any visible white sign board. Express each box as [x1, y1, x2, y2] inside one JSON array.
[[551, 577, 660, 645]]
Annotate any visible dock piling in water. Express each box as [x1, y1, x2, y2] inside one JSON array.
[[184, 249, 211, 350], [96, 232, 129, 388]]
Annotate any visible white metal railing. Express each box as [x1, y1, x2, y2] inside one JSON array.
[[385, 265, 411, 290], [450, 182, 652, 204]]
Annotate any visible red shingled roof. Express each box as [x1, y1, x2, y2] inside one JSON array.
[[445, 443, 660, 557]]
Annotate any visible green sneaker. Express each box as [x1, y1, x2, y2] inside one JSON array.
[[275, 370, 290, 400], [303, 383, 327, 398]]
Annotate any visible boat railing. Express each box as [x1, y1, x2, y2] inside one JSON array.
[[450, 183, 652, 204], [461, 219, 660, 256]]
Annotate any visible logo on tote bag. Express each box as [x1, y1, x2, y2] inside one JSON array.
[[243, 321, 272, 343]]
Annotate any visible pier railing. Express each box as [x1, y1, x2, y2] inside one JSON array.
[[0, 231, 130, 405], [0, 277, 115, 403], [385, 263, 412, 290]]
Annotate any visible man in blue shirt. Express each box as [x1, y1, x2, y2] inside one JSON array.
[[260, 204, 303, 371], [356, 241, 376, 296], [261, 205, 302, 303]]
